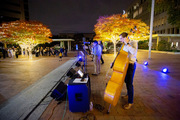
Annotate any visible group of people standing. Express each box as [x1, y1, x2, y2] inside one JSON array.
[[0, 47, 20, 59], [34, 47, 67, 58], [59, 47, 67, 61]]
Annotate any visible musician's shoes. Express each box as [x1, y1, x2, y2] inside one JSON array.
[[92, 73, 98, 76], [122, 95, 128, 99], [123, 103, 133, 110]]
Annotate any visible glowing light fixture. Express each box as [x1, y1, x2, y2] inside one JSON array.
[[144, 61, 148, 66], [78, 56, 82, 62], [162, 68, 168, 73]]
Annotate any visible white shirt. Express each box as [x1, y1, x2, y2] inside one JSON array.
[[122, 40, 138, 63], [93, 44, 102, 56]]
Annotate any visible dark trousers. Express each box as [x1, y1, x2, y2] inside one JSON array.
[[101, 55, 104, 64], [125, 63, 136, 103]]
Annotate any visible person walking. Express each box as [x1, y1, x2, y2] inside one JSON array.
[[90, 42, 94, 61], [92, 40, 102, 76], [59, 51, 62, 61], [64, 47, 67, 57], [10, 48, 14, 58], [119, 32, 138, 110], [60, 47, 64, 57], [15, 48, 19, 58]]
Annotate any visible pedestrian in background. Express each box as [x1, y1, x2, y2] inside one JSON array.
[[15, 48, 19, 58], [60, 47, 64, 57], [92, 40, 102, 76], [90, 42, 94, 61], [59, 52, 62, 61], [98, 41, 104, 64], [64, 47, 67, 57]]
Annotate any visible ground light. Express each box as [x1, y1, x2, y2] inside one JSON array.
[[162, 68, 169, 73], [144, 61, 148, 66], [78, 56, 82, 62]]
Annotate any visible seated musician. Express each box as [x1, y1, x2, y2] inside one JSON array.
[[119, 32, 138, 109]]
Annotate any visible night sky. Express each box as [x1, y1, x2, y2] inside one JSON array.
[[29, 0, 134, 35]]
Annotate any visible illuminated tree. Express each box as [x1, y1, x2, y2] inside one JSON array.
[[94, 14, 150, 54], [0, 20, 52, 58]]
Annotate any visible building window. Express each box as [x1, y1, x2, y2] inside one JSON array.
[[171, 42, 173, 47], [176, 42, 178, 48], [167, 29, 170, 34], [133, 10, 139, 18], [163, 29, 165, 34], [139, 7, 143, 14], [155, 21, 157, 27], [162, 18, 164, 26], [177, 28, 179, 34], [153, 21, 156, 27], [172, 28, 174, 34]]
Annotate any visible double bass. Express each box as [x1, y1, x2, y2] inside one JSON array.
[[104, 43, 129, 113]]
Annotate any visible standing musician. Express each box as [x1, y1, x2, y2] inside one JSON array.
[[119, 32, 138, 109]]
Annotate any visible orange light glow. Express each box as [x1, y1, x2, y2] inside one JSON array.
[[0, 20, 52, 47]]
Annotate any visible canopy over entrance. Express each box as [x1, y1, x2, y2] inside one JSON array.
[[52, 39, 74, 51]]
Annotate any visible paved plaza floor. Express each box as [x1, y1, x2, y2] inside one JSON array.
[[0, 52, 77, 105], [40, 50, 180, 120], [0, 50, 180, 120]]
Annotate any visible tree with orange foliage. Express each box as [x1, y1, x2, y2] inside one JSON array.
[[94, 14, 150, 54], [0, 20, 52, 58]]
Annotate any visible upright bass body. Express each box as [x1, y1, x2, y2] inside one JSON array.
[[104, 44, 129, 106]]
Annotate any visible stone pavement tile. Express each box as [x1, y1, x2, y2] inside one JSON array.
[[95, 115, 115, 120], [39, 100, 86, 120], [114, 116, 131, 120], [133, 116, 169, 120]]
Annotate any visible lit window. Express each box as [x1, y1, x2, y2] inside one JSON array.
[[171, 42, 173, 47], [133, 10, 139, 18], [139, 7, 142, 14], [176, 42, 178, 47]]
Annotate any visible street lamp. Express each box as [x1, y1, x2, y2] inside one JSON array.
[[148, 0, 155, 59]]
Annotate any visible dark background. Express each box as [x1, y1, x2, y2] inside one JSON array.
[[29, 0, 134, 35]]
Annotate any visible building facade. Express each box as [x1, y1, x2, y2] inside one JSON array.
[[0, 0, 29, 24], [126, 0, 180, 50], [126, 0, 180, 34]]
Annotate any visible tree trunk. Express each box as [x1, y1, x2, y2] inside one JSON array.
[[29, 45, 33, 59], [4, 43, 7, 48], [21, 48, 23, 56], [113, 42, 116, 55]]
